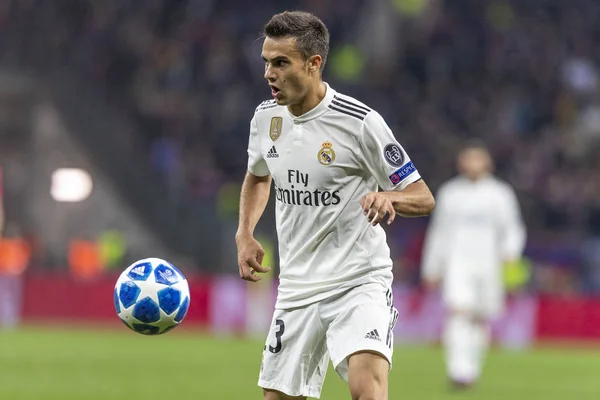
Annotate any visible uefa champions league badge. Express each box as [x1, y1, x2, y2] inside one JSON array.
[[270, 117, 282, 141], [318, 141, 336, 165], [383, 143, 405, 167]]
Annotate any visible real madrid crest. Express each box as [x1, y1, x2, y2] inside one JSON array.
[[318, 141, 336, 165], [269, 117, 282, 141]]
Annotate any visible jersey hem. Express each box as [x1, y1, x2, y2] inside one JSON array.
[[274, 275, 392, 310], [275, 281, 369, 310]]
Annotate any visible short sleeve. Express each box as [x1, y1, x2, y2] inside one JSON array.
[[359, 111, 421, 191], [247, 116, 270, 177]]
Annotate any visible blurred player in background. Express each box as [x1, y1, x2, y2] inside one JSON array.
[[421, 141, 526, 389], [236, 11, 435, 400]]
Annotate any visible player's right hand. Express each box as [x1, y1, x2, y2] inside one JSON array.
[[235, 235, 271, 282]]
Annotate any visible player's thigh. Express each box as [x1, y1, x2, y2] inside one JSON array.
[[325, 283, 396, 382], [347, 351, 389, 400], [263, 388, 307, 400], [476, 272, 505, 320], [443, 269, 477, 313], [259, 305, 328, 399]]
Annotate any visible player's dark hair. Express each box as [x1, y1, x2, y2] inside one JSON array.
[[264, 11, 330, 72], [461, 139, 489, 153]]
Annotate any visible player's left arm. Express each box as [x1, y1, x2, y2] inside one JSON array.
[[499, 184, 527, 263], [359, 111, 435, 225], [361, 180, 434, 224]]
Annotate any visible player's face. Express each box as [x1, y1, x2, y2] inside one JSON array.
[[262, 37, 314, 106], [458, 148, 492, 180]]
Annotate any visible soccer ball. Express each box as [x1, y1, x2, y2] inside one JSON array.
[[114, 258, 190, 335]]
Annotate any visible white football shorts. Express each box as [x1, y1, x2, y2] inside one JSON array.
[[258, 283, 398, 398], [443, 267, 504, 319]]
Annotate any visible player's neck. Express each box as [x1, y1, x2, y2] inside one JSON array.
[[465, 173, 490, 182], [287, 81, 327, 117]]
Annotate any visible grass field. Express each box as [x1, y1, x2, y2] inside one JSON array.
[[0, 327, 599, 399]]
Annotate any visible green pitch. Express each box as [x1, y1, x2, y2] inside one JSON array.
[[0, 327, 599, 399]]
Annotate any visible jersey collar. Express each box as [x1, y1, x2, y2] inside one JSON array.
[[287, 82, 335, 123]]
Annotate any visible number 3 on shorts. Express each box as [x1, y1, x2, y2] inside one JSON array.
[[269, 319, 285, 354]]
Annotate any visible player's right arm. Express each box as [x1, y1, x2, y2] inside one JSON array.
[[236, 116, 272, 282], [421, 184, 451, 289], [236, 172, 272, 282]]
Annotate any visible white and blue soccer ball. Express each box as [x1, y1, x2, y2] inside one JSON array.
[[114, 257, 190, 335]]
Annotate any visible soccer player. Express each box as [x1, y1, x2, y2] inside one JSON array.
[[235, 11, 435, 400], [421, 142, 526, 389]]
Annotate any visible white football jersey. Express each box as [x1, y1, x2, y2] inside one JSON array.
[[247, 83, 422, 309], [422, 175, 526, 280]]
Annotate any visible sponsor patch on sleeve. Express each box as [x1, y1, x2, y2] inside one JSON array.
[[388, 161, 416, 185]]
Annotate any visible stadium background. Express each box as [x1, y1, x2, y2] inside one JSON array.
[[0, 0, 599, 398]]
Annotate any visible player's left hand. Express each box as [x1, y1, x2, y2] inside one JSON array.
[[360, 192, 396, 226]]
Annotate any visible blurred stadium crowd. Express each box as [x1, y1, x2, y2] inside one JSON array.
[[0, 0, 599, 292]]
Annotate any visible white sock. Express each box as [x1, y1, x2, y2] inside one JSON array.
[[470, 322, 491, 380], [443, 313, 477, 382]]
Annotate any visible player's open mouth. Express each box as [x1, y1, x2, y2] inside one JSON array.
[[270, 86, 282, 98]]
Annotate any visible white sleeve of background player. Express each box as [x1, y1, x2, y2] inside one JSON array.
[[499, 184, 526, 261], [421, 185, 451, 281], [359, 111, 421, 191], [247, 116, 270, 177]]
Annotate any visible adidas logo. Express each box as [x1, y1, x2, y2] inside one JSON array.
[[131, 266, 145, 275], [266, 145, 279, 159], [365, 329, 381, 341]]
